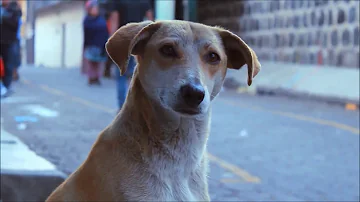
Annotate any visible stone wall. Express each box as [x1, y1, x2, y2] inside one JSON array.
[[198, 0, 359, 68]]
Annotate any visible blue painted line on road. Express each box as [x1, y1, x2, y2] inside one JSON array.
[[285, 72, 304, 88]]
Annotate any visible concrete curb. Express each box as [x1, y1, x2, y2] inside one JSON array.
[[223, 61, 359, 110], [223, 78, 359, 110], [0, 127, 67, 202], [1, 170, 67, 202]]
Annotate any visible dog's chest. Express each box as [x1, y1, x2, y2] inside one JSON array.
[[122, 118, 210, 201], [161, 177, 197, 201], [125, 174, 204, 201], [152, 122, 208, 173]]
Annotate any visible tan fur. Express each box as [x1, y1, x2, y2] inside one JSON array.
[[46, 20, 260, 202]]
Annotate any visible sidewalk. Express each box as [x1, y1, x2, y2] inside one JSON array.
[[0, 122, 66, 202], [224, 61, 360, 107]]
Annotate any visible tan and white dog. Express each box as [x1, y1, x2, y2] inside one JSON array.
[[46, 20, 260, 201]]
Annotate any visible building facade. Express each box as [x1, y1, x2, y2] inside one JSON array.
[[34, 1, 85, 68], [31, 0, 85, 68], [198, 0, 359, 68], [22, 0, 67, 65]]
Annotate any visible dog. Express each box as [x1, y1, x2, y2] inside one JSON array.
[[46, 20, 260, 201]]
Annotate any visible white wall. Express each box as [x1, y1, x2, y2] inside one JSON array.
[[35, 14, 60, 68], [35, 2, 85, 68], [64, 21, 84, 68]]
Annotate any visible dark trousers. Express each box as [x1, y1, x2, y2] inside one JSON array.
[[0, 43, 14, 88], [103, 56, 113, 77], [13, 39, 21, 69], [115, 56, 136, 109]]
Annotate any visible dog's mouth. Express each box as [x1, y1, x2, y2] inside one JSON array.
[[173, 107, 201, 116]]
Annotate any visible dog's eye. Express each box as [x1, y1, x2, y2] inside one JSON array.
[[206, 52, 220, 64], [159, 45, 177, 57]]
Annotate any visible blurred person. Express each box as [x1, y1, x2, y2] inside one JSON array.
[[83, 0, 109, 85], [12, 13, 22, 81], [107, 0, 154, 111], [0, 0, 22, 95]]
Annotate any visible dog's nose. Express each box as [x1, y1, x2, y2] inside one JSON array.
[[180, 84, 205, 107]]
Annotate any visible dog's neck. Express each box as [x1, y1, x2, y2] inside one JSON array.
[[112, 73, 211, 176]]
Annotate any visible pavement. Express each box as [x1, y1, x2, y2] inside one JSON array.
[[0, 120, 66, 201], [224, 61, 360, 108], [0, 66, 359, 201]]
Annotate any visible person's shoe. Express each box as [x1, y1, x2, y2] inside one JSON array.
[[1, 88, 14, 98], [103, 61, 112, 78], [94, 78, 101, 85], [1, 84, 8, 97], [88, 78, 101, 86], [88, 78, 96, 85]]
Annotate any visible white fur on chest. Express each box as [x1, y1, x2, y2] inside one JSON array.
[[127, 118, 210, 201], [125, 166, 206, 201], [148, 117, 209, 177]]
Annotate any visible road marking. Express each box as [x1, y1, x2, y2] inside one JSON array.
[[21, 104, 59, 118], [0, 96, 37, 104], [220, 178, 243, 184], [221, 99, 360, 135], [39, 85, 66, 96], [28, 81, 115, 114], [68, 95, 115, 114], [23, 80, 260, 183], [208, 154, 261, 183]]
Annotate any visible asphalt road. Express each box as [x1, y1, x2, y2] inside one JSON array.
[[1, 67, 359, 201]]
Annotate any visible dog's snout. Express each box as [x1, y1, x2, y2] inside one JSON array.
[[180, 84, 205, 107]]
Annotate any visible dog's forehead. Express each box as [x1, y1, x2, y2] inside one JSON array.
[[154, 21, 221, 45]]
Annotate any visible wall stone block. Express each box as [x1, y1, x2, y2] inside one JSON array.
[[328, 10, 333, 25], [322, 32, 328, 47], [342, 29, 351, 45], [337, 9, 346, 24], [318, 10, 325, 26], [331, 30, 338, 46], [348, 6, 356, 22], [198, 0, 360, 68], [354, 26, 359, 45]]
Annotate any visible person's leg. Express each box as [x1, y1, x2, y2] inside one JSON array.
[[103, 56, 113, 78], [81, 50, 87, 75], [115, 65, 128, 110], [13, 39, 20, 81], [2, 43, 14, 89], [115, 56, 137, 110], [86, 60, 97, 85], [94, 61, 102, 85]]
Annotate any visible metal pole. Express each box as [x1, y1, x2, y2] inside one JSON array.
[[155, 0, 175, 20], [188, 0, 197, 22]]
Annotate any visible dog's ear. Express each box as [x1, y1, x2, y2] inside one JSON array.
[[214, 27, 261, 86], [105, 21, 161, 75]]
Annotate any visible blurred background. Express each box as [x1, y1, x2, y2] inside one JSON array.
[[1, 0, 359, 201]]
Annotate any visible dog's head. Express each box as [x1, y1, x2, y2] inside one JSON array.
[[106, 20, 260, 116]]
